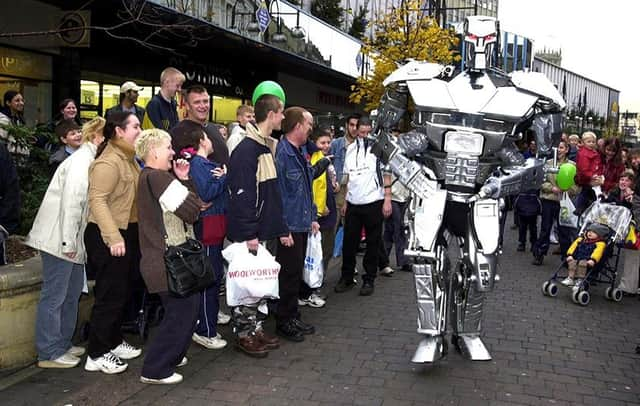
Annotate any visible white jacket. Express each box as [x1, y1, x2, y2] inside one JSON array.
[[25, 142, 97, 264]]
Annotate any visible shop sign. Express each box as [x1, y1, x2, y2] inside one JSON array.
[[0, 46, 52, 81], [317, 90, 350, 108]]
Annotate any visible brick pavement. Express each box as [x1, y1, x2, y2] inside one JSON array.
[[2, 220, 640, 406]]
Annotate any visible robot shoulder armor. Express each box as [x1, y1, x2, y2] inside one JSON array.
[[383, 60, 449, 86], [509, 71, 567, 110]]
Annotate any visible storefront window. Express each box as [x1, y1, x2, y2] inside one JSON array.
[[81, 79, 155, 120], [0, 46, 53, 125], [212, 95, 241, 124]]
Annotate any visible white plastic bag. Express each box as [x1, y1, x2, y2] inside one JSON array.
[[559, 192, 579, 229], [222, 242, 280, 306], [303, 233, 324, 288]]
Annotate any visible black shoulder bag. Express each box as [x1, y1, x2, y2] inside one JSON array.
[[146, 174, 214, 297]]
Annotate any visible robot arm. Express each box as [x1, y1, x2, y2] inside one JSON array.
[[477, 157, 546, 200], [369, 85, 438, 201]]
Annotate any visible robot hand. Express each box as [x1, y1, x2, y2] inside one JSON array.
[[388, 152, 438, 201], [476, 157, 546, 200]]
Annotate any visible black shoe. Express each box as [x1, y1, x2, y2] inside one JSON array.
[[359, 281, 374, 296], [517, 244, 525, 252], [276, 321, 304, 342], [334, 278, 356, 293], [292, 318, 315, 335], [532, 255, 543, 266]]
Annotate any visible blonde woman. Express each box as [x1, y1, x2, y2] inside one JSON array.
[[135, 129, 204, 384], [26, 116, 105, 369], [84, 111, 142, 374]]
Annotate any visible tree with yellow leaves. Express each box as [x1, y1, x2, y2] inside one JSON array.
[[349, 0, 460, 111]]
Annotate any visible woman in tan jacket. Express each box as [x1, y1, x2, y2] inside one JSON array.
[[83, 111, 142, 374]]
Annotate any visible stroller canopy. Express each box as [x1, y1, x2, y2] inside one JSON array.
[[579, 201, 632, 242]]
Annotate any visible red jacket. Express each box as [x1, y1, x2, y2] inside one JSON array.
[[575, 147, 603, 186], [602, 159, 625, 193]]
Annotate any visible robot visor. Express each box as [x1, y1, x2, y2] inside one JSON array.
[[444, 131, 484, 156]]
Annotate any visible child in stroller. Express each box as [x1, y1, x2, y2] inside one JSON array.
[[561, 223, 608, 287]]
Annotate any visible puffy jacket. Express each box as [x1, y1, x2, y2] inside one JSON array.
[[25, 142, 97, 263], [567, 236, 606, 262], [311, 150, 328, 217], [576, 147, 603, 186], [275, 137, 316, 233]]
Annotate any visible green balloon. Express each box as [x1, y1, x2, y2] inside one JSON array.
[[557, 162, 577, 191], [252, 81, 286, 106]]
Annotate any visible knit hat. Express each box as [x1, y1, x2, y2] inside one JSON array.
[[586, 223, 609, 238]]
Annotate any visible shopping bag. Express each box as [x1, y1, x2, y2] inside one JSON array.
[[304, 233, 324, 288], [333, 224, 344, 258], [559, 192, 579, 228], [222, 242, 280, 306]]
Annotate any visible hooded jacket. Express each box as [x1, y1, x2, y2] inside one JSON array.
[[226, 122, 287, 242]]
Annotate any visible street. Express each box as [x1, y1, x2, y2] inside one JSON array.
[[1, 221, 640, 406]]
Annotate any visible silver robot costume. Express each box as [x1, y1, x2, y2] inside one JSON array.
[[369, 16, 566, 363]]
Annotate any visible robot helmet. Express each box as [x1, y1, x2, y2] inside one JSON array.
[[463, 16, 500, 71]]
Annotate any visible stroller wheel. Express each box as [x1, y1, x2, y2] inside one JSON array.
[[605, 287, 612, 300], [542, 281, 550, 296], [611, 288, 623, 302], [577, 290, 590, 306], [547, 282, 559, 297], [571, 288, 580, 303]]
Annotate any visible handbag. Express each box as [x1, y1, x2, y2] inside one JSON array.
[[147, 176, 215, 298]]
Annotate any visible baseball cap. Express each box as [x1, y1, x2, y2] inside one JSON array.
[[120, 81, 143, 93]]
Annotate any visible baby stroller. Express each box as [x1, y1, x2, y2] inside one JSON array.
[[541, 201, 632, 306]]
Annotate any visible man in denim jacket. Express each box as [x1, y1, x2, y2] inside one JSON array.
[[274, 107, 320, 343]]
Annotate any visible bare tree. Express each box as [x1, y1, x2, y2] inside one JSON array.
[[0, 0, 216, 53]]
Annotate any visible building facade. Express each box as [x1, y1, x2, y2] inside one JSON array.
[[0, 0, 362, 128], [532, 57, 620, 127]]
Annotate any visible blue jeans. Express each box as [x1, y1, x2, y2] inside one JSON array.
[[383, 201, 408, 267], [35, 251, 84, 361]]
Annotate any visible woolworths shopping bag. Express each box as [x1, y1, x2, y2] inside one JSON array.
[[222, 243, 280, 306]]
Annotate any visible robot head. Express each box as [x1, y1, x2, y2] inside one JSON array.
[[463, 16, 500, 71]]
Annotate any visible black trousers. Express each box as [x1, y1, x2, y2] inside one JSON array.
[[518, 214, 538, 247], [341, 200, 384, 283], [275, 232, 308, 323], [141, 291, 200, 379], [84, 222, 139, 358]]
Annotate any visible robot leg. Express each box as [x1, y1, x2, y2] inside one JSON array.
[[450, 199, 501, 361], [411, 251, 448, 363], [407, 190, 448, 363]]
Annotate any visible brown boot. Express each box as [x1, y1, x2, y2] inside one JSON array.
[[254, 329, 280, 350], [236, 336, 268, 358]]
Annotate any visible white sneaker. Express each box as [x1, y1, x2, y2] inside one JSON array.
[[66, 345, 85, 357], [217, 311, 231, 325], [561, 277, 574, 286], [140, 372, 183, 385], [84, 352, 127, 374], [299, 293, 326, 308], [192, 332, 227, 349], [112, 341, 141, 360], [177, 357, 188, 367], [37, 353, 80, 369], [380, 266, 395, 276]]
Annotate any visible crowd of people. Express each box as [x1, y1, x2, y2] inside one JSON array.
[[512, 131, 640, 284], [3, 65, 639, 385], [0, 67, 412, 385]]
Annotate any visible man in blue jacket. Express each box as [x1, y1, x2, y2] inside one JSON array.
[[226, 94, 287, 357], [274, 107, 320, 342]]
